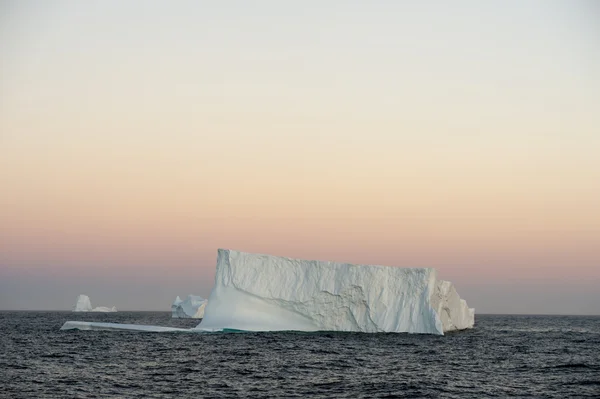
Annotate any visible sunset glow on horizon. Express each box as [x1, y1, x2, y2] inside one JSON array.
[[1, 1, 599, 313]]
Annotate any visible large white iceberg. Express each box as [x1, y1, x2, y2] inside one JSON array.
[[171, 295, 207, 318], [72, 294, 117, 312], [195, 249, 474, 335], [62, 249, 474, 335]]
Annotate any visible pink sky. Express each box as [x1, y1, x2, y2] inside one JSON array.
[[1, 1, 599, 313]]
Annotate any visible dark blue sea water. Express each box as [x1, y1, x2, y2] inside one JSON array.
[[0, 312, 598, 398]]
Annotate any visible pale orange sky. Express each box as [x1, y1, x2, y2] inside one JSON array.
[[1, 1, 599, 312]]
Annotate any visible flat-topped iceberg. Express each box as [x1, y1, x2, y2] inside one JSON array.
[[195, 249, 474, 335], [91, 306, 118, 312], [62, 249, 474, 335], [171, 295, 207, 318], [72, 294, 117, 312]]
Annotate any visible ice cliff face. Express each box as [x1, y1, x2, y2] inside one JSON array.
[[196, 249, 474, 335], [72, 295, 117, 312], [171, 295, 207, 318]]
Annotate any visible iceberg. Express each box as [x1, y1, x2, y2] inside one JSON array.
[[171, 295, 207, 318], [60, 321, 187, 332], [73, 294, 93, 312], [195, 249, 474, 335], [91, 306, 118, 312], [72, 294, 117, 312], [62, 249, 474, 335]]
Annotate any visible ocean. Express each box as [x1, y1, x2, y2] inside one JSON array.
[[0, 312, 598, 398]]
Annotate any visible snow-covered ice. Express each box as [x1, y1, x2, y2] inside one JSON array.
[[72, 295, 117, 312], [171, 295, 207, 318], [195, 249, 474, 335]]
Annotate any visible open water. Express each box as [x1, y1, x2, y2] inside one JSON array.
[[0, 312, 598, 398]]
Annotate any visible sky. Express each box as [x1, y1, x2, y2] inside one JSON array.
[[1, 0, 599, 314]]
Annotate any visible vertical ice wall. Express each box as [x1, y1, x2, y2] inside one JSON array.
[[196, 249, 474, 334]]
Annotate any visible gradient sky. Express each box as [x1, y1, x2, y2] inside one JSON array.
[[1, 0, 599, 313]]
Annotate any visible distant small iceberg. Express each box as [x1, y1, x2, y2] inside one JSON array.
[[171, 295, 207, 318], [72, 294, 117, 312]]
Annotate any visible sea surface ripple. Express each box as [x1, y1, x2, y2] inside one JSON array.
[[1, 312, 598, 398]]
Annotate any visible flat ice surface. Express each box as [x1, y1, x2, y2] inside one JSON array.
[[196, 249, 474, 335], [171, 295, 207, 318], [60, 321, 189, 332]]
